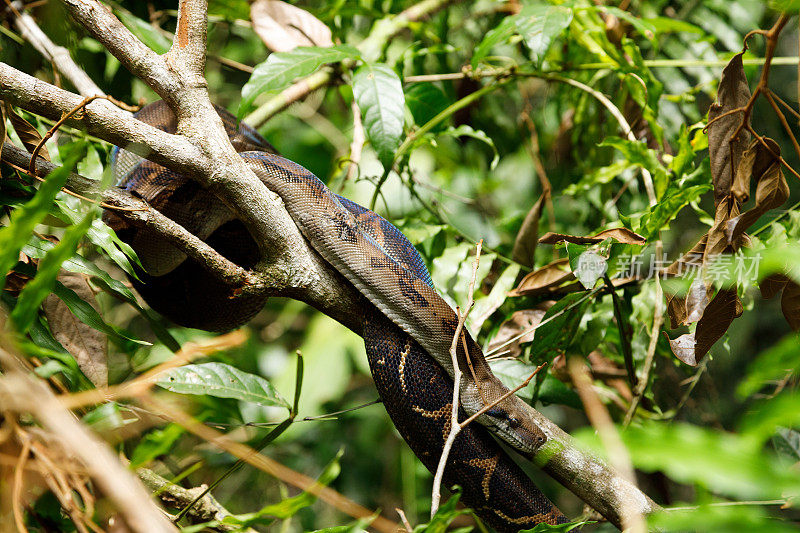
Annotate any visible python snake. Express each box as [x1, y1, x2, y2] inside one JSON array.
[[104, 101, 568, 530]]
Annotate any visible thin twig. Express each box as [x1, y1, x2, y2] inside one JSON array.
[[430, 240, 482, 517]]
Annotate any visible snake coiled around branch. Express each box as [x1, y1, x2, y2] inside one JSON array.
[[104, 101, 568, 530]]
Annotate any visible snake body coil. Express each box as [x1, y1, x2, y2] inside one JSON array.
[[105, 101, 568, 530]]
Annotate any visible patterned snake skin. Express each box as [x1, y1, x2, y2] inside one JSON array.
[[105, 101, 568, 530]]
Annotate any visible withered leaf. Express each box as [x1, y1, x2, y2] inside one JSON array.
[[43, 271, 108, 387], [512, 193, 546, 268], [707, 51, 751, 205], [251, 0, 333, 52], [5, 103, 50, 162], [781, 281, 800, 331], [668, 333, 698, 366], [706, 196, 741, 261], [761, 273, 790, 300], [695, 288, 742, 356], [508, 258, 573, 297], [725, 139, 788, 244], [538, 228, 646, 245], [487, 307, 550, 358], [668, 288, 741, 366]]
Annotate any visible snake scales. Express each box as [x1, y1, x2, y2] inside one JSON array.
[[104, 101, 568, 530]]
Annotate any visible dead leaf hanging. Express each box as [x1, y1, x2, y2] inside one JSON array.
[[251, 0, 333, 52]]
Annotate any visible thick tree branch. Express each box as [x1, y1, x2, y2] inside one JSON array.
[[6, 2, 658, 526]]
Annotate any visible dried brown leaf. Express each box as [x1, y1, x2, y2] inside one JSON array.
[[5, 103, 50, 161], [761, 273, 790, 299], [706, 196, 740, 261], [725, 139, 788, 244], [707, 51, 751, 204], [512, 194, 545, 268], [43, 271, 108, 386], [695, 288, 741, 360], [781, 281, 800, 331], [251, 0, 333, 52], [508, 258, 574, 297], [668, 288, 741, 365], [538, 228, 646, 245], [487, 307, 550, 358], [668, 333, 699, 366]]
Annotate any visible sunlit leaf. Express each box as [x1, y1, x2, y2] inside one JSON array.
[[155, 362, 290, 409], [353, 63, 405, 169]]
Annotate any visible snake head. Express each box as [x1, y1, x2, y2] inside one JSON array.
[[462, 380, 547, 453]]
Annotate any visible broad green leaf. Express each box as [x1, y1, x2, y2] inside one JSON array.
[[405, 83, 450, 128], [155, 362, 290, 409], [472, 16, 517, 67], [773, 427, 800, 463], [740, 392, 800, 445], [353, 63, 405, 169], [130, 424, 185, 468], [224, 450, 342, 525], [438, 125, 499, 170], [515, 5, 573, 65], [490, 359, 539, 401], [615, 422, 800, 500], [115, 9, 171, 54], [529, 292, 593, 361], [240, 45, 360, 117], [11, 213, 95, 333], [0, 144, 84, 292]]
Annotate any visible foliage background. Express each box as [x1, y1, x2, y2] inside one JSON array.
[[3, 0, 800, 531]]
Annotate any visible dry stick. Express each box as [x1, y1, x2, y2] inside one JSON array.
[[9, 2, 104, 97], [0, 347, 178, 533], [12, 432, 31, 533], [139, 396, 400, 533], [568, 357, 645, 533], [430, 240, 482, 517], [764, 89, 800, 161]]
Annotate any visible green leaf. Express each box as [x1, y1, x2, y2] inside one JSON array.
[[11, 214, 95, 334], [737, 334, 800, 398], [515, 5, 573, 65], [648, 504, 798, 533], [472, 16, 517, 67], [240, 45, 360, 117], [155, 362, 290, 409], [529, 292, 593, 361], [224, 450, 342, 525], [0, 144, 85, 292], [413, 491, 471, 533], [51, 280, 150, 346], [773, 427, 800, 463], [615, 422, 800, 501], [490, 359, 539, 401], [353, 63, 405, 169], [438, 125, 500, 170], [130, 424, 185, 468], [115, 9, 171, 54], [405, 83, 450, 129]]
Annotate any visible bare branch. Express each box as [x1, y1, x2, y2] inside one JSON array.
[[61, 0, 179, 99], [10, 2, 104, 97]]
